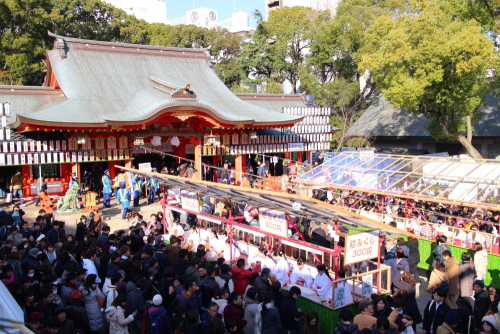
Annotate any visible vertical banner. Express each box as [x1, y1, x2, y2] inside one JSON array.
[[59, 152, 65, 163], [258, 207, 288, 239], [30, 141, 35, 152], [56, 140, 60, 151], [53, 152, 58, 163], [84, 151, 89, 161], [39, 153, 45, 164], [46, 153, 52, 163]]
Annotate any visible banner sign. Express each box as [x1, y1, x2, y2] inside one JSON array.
[[344, 230, 379, 265], [288, 143, 304, 152], [180, 190, 199, 213], [258, 207, 288, 239], [138, 163, 152, 172]]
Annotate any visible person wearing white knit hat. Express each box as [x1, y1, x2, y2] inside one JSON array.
[[482, 315, 498, 334]]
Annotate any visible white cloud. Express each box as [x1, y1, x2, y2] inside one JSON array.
[[165, 15, 186, 25], [217, 17, 232, 29]]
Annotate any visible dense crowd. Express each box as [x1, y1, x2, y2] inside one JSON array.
[[0, 199, 498, 334]]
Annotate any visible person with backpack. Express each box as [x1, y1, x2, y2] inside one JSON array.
[[218, 264, 234, 293], [426, 259, 449, 294], [148, 294, 169, 334], [106, 293, 136, 334], [432, 236, 451, 266], [169, 305, 186, 334]]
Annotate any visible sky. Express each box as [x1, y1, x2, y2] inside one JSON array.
[[161, 0, 265, 28]]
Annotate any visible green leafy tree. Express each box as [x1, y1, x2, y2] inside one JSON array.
[[360, 0, 496, 158], [265, 6, 329, 94]]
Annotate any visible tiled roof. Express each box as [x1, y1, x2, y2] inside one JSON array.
[[14, 33, 303, 127], [347, 94, 500, 138], [235, 93, 306, 113]]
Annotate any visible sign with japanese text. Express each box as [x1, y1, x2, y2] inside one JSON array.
[[68, 137, 78, 151], [119, 136, 128, 149], [344, 230, 379, 265], [95, 136, 105, 150], [258, 207, 288, 239], [180, 190, 199, 213], [288, 143, 304, 152], [168, 188, 181, 202], [108, 136, 117, 149], [138, 163, 152, 172]]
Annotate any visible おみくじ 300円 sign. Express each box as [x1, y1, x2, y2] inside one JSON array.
[[180, 190, 199, 213], [258, 207, 288, 239], [344, 230, 379, 265]]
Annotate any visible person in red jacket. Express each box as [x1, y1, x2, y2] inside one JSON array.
[[224, 291, 247, 334], [231, 259, 261, 295]]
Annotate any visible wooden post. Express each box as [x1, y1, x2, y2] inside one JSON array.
[[235, 154, 243, 186], [195, 138, 202, 181]]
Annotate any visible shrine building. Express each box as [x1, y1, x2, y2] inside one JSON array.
[[0, 32, 334, 197]]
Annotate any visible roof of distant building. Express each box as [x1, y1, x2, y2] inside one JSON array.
[[347, 94, 500, 138]]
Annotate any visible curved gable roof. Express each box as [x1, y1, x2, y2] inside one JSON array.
[[18, 33, 303, 127]]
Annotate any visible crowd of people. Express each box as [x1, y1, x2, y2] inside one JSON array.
[[0, 197, 498, 334], [0, 205, 331, 334]]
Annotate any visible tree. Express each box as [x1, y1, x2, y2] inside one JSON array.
[[300, 0, 390, 150], [265, 6, 329, 94], [359, 0, 496, 158]]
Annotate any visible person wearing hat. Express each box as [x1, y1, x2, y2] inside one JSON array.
[[481, 315, 499, 334], [66, 290, 90, 333], [353, 300, 377, 330], [132, 175, 144, 207], [28, 312, 44, 333], [102, 169, 112, 208], [54, 307, 75, 334], [474, 280, 492, 331], [68, 173, 80, 191], [436, 310, 460, 334], [147, 169, 159, 204], [116, 183, 132, 220], [22, 248, 42, 273]]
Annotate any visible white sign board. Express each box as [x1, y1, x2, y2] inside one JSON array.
[[258, 207, 288, 239], [288, 143, 304, 152], [167, 188, 181, 202], [180, 190, 199, 213], [344, 230, 379, 265], [138, 162, 152, 172]]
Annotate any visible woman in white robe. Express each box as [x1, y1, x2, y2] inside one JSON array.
[[257, 247, 276, 271], [272, 250, 290, 287], [311, 264, 332, 302], [187, 226, 200, 251], [220, 238, 241, 261], [290, 258, 313, 288], [209, 229, 223, 254]]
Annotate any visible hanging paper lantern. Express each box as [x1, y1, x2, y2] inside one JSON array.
[[151, 136, 162, 147], [171, 136, 180, 147]]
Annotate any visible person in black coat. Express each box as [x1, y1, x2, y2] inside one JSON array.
[[155, 243, 170, 273], [392, 271, 422, 326], [173, 249, 190, 276], [422, 287, 451, 334], [407, 236, 420, 283], [253, 269, 271, 297], [371, 295, 392, 321], [181, 309, 205, 334], [473, 280, 491, 331], [107, 252, 121, 274], [272, 281, 285, 313], [281, 286, 304, 333]]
